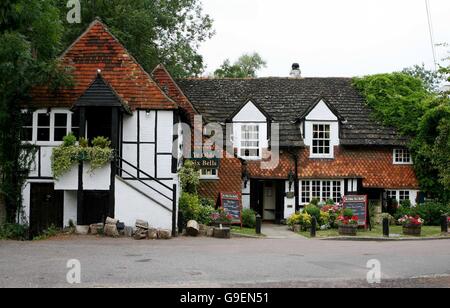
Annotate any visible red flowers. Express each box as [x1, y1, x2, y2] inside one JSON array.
[[398, 215, 424, 226], [337, 215, 359, 226]]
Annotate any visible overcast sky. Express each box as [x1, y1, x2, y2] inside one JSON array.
[[199, 0, 450, 77]]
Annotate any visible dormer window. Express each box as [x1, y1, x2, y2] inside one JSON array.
[[240, 124, 260, 158], [312, 124, 331, 156], [393, 148, 412, 164]]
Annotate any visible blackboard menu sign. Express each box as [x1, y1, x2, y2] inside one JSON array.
[[219, 192, 242, 226], [342, 195, 368, 228]]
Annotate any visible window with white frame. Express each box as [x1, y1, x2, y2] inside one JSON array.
[[22, 110, 74, 143], [301, 181, 311, 203], [386, 190, 410, 202], [240, 124, 260, 158], [21, 112, 33, 142], [312, 124, 331, 156], [301, 180, 344, 204], [37, 113, 51, 141], [393, 148, 412, 164], [199, 168, 219, 179]]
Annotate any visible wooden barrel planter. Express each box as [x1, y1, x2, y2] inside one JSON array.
[[403, 225, 422, 236], [338, 225, 358, 236]]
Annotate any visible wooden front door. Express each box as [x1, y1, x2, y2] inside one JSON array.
[[30, 183, 64, 238]]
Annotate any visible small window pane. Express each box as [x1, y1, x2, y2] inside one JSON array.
[[37, 128, 50, 141], [54, 113, 67, 127], [54, 128, 67, 141], [38, 113, 50, 126]]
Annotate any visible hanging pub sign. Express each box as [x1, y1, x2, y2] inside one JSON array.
[[219, 192, 242, 227], [342, 195, 368, 229]]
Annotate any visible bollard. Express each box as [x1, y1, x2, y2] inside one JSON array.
[[441, 215, 448, 234], [310, 217, 317, 238], [255, 214, 262, 235], [383, 218, 390, 237]]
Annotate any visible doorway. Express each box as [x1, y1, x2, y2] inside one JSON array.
[[86, 107, 113, 143], [29, 183, 64, 238], [250, 180, 285, 223]]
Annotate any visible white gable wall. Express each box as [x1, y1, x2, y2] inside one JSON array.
[[232, 101, 269, 159], [303, 100, 340, 159]]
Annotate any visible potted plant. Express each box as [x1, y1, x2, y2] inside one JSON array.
[[210, 208, 233, 227], [398, 215, 424, 236], [337, 209, 359, 236]]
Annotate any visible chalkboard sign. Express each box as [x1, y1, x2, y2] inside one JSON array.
[[342, 195, 368, 228], [219, 192, 242, 226]]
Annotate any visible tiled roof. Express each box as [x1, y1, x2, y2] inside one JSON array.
[[176, 78, 408, 147], [30, 20, 177, 110]]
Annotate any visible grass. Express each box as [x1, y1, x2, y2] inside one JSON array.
[[299, 226, 445, 239], [231, 226, 265, 237]]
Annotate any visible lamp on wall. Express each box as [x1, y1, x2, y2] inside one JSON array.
[[242, 169, 249, 189], [288, 170, 295, 192]]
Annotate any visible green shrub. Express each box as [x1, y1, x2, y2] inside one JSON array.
[[179, 192, 215, 225], [310, 198, 319, 206], [287, 213, 301, 227], [92, 136, 111, 149], [179, 160, 200, 194], [325, 199, 335, 205], [79, 137, 89, 148], [342, 208, 354, 218], [305, 205, 320, 222], [400, 199, 412, 208], [33, 224, 59, 241], [319, 211, 330, 226], [242, 208, 256, 228], [411, 202, 450, 226], [393, 205, 412, 221], [63, 133, 77, 147], [0, 224, 28, 240]]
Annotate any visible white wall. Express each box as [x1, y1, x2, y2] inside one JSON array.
[[232, 101, 267, 122], [63, 191, 77, 227], [55, 163, 110, 191], [284, 181, 296, 219], [242, 180, 250, 209], [115, 177, 173, 229]]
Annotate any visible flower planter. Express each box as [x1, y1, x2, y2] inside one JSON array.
[[338, 225, 358, 236], [213, 227, 231, 239], [403, 225, 422, 236]]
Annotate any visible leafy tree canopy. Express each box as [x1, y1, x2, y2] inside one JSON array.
[[402, 63, 445, 92], [353, 65, 450, 201], [214, 53, 267, 78], [56, 0, 214, 78]]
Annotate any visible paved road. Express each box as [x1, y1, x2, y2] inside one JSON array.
[[0, 235, 449, 288]]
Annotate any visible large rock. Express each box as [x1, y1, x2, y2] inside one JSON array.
[[135, 220, 149, 230], [89, 223, 104, 235], [157, 229, 172, 240], [75, 225, 90, 235], [105, 217, 118, 225], [124, 226, 134, 237], [104, 224, 119, 238], [186, 220, 200, 237], [134, 230, 147, 240], [147, 228, 158, 240]]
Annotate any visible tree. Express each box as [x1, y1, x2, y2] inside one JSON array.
[[353, 70, 450, 201], [0, 0, 68, 223], [214, 53, 267, 78], [402, 64, 445, 92], [56, 0, 214, 78]]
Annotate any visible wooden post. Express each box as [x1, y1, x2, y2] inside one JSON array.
[[441, 215, 448, 234], [109, 107, 119, 219], [76, 107, 86, 225], [255, 214, 262, 235], [172, 184, 177, 237], [310, 216, 317, 238], [383, 218, 390, 237]]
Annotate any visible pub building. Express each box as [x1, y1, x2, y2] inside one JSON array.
[[20, 20, 420, 236]]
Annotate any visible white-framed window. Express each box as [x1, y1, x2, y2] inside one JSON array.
[[312, 124, 331, 157], [386, 190, 411, 202], [199, 168, 219, 180], [240, 124, 260, 159], [21, 109, 75, 144], [300, 180, 344, 204], [393, 148, 412, 164], [21, 111, 33, 142]]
